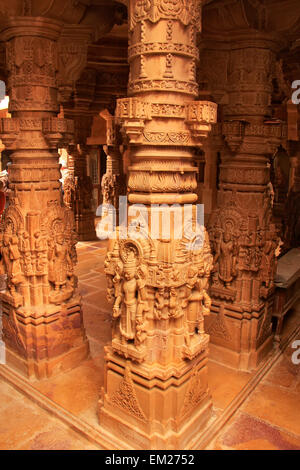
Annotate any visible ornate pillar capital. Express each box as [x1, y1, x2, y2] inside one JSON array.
[[0, 16, 63, 41]]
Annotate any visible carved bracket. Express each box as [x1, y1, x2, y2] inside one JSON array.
[[43, 118, 74, 148], [222, 120, 287, 154], [0, 117, 74, 150], [57, 25, 94, 103], [116, 97, 218, 144], [185, 101, 217, 140]]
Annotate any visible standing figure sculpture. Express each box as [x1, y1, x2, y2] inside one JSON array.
[[112, 246, 149, 347], [184, 263, 211, 345], [48, 233, 73, 295], [113, 248, 138, 342], [214, 224, 237, 287]]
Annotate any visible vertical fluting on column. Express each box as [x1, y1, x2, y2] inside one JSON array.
[[0, 17, 89, 379], [206, 35, 286, 370], [98, 0, 217, 449]]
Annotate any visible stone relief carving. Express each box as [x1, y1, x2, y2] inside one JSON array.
[[111, 363, 147, 423], [0, 200, 78, 308], [105, 226, 213, 363], [208, 191, 279, 304]]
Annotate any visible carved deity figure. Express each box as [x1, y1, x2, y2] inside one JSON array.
[[261, 228, 278, 288], [214, 225, 237, 287], [184, 263, 211, 344], [101, 173, 115, 206], [63, 176, 75, 209], [154, 287, 168, 320], [169, 287, 184, 319], [34, 231, 48, 274], [135, 264, 149, 346], [48, 232, 72, 291], [113, 249, 137, 341], [9, 236, 23, 292], [1, 234, 11, 278], [18, 230, 33, 275], [112, 247, 149, 346]]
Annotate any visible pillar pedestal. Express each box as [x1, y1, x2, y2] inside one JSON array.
[[99, 344, 211, 450]]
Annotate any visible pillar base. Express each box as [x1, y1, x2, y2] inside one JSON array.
[[1, 294, 89, 380], [3, 340, 89, 381], [98, 344, 212, 450], [207, 336, 274, 371], [205, 301, 274, 371]]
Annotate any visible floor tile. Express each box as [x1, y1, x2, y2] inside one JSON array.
[[207, 360, 253, 410], [215, 412, 300, 450], [241, 383, 300, 436]]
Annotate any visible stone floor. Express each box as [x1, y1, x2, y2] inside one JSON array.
[[207, 332, 300, 450], [0, 240, 299, 450]]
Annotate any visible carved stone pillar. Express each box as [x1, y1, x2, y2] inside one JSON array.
[[0, 17, 89, 379], [58, 26, 98, 242], [97, 112, 127, 238], [207, 35, 286, 370], [98, 0, 217, 449], [283, 141, 300, 250], [57, 25, 93, 104], [200, 129, 222, 222], [65, 111, 97, 241]]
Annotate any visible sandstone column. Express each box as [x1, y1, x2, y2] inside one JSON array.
[[283, 140, 300, 250], [97, 111, 127, 239], [0, 17, 89, 379], [207, 34, 286, 370], [65, 112, 97, 241], [98, 0, 217, 449], [57, 27, 97, 241]]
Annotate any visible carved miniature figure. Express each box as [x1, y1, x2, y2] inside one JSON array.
[[34, 231, 48, 274], [18, 231, 33, 275], [113, 248, 138, 341], [184, 264, 211, 344], [9, 236, 23, 293], [101, 173, 115, 206], [49, 232, 72, 293], [261, 227, 278, 289], [154, 287, 168, 320], [214, 223, 237, 287], [135, 264, 149, 347]]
